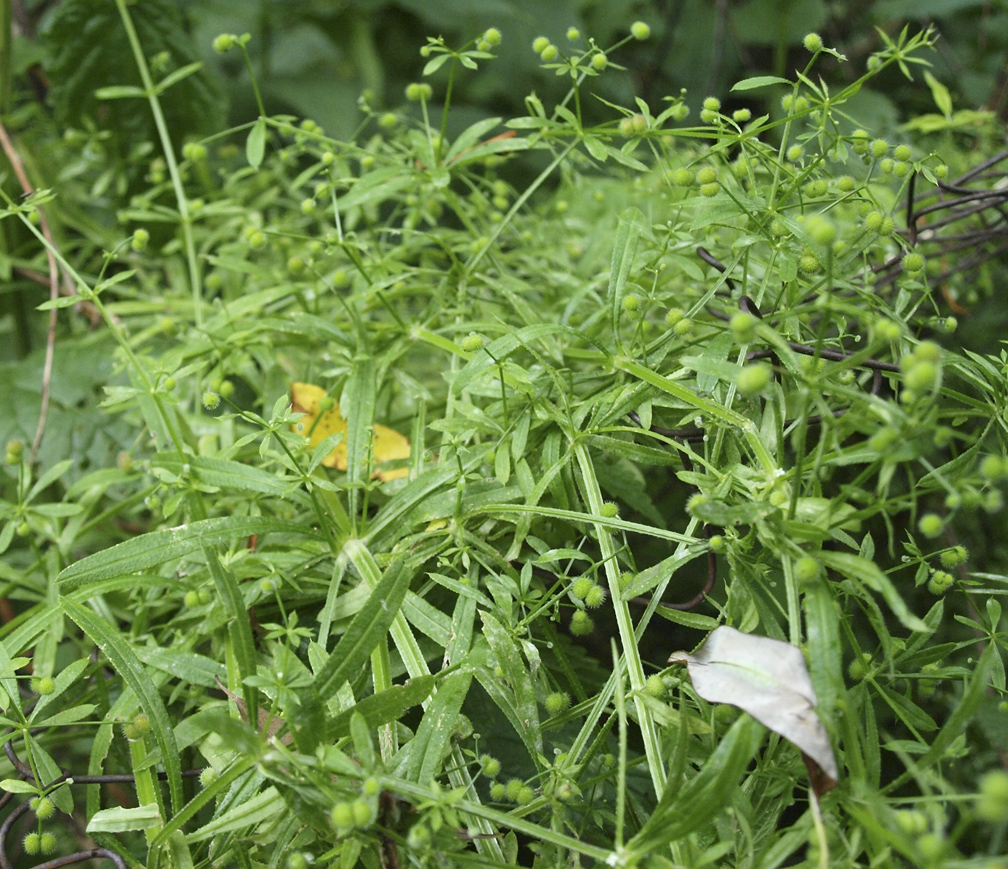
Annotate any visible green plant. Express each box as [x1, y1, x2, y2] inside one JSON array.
[[1, 5, 1007, 868]]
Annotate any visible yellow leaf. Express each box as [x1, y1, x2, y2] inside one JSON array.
[[290, 382, 410, 482]]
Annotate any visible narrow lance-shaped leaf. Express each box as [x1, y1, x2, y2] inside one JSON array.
[[670, 625, 838, 794]]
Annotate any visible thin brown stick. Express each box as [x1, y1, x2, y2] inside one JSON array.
[[0, 118, 59, 465]]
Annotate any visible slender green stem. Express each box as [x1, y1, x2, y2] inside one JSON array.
[[114, 0, 203, 328], [574, 442, 665, 795]]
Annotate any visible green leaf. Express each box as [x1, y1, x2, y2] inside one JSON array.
[[60, 600, 184, 814], [406, 670, 472, 784], [327, 676, 434, 740], [56, 517, 317, 590], [308, 558, 412, 701], [150, 454, 305, 501], [608, 207, 643, 353], [0, 779, 41, 794], [87, 804, 163, 834], [246, 117, 267, 169], [94, 85, 146, 100], [188, 786, 283, 841], [444, 117, 501, 164], [731, 75, 792, 91], [818, 551, 929, 632], [479, 612, 542, 757], [629, 715, 764, 853], [154, 61, 204, 94]]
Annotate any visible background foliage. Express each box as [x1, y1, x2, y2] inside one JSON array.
[[0, 0, 1007, 867]]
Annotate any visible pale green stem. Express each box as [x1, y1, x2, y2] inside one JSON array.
[[114, 0, 203, 327], [573, 442, 666, 797]]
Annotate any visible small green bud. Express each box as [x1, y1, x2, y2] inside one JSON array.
[[31, 796, 55, 820], [621, 293, 639, 313], [645, 674, 666, 697], [544, 691, 570, 715], [566, 26, 581, 42], [977, 770, 1008, 822], [631, 21, 651, 40], [131, 228, 149, 251], [480, 755, 501, 777], [584, 585, 606, 608], [836, 175, 856, 192], [880, 157, 895, 174], [461, 332, 485, 353], [33, 676, 55, 696], [571, 577, 594, 601], [894, 144, 911, 161], [505, 778, 524, 801], [794, 556, 820, 584], [918, 513, 943, 539], [601, 501, 619, 518], [199, 767, 217, 788], [732, 108, 751, 123], [483, 27, 502, 46], [23, 833, 40, 855], [736, 363, 772, 395], [786, 144, 803, 162], [851, 129, 870, 155], [902, 252, 924, 274], [516, 785, 535, 805], [351, 800, 371, 827], [730, 311, 758, 343], [213, 34, 235, 53], [318, 396, 335, 412], [904, 360, 937, 392], [865, 210, 884, 232], [803, 32, 823, 52], [540, 43, 559, 62], [806, 215, 836, 245], [330, 802, 354, 828], [896, 810, 928, 836], [708, 534, 725, 552], [671, 168, 694, 187], [870, 139, 888, 158], [673, 317, 694, 335], [934, 164, 948, 179], [798, 253, 821, 274], [591, 52, 607, 71], [570, 610, 594, 636], [699, 182, 720, 197], [532, 36, 550, 54], [202, 391, 221, 410], [696, 166, 717, 185], [489, 782, 506, 800], [940, 545, 967, 568], [702, 96, 721, 113], [927, 570, 954, 595]]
